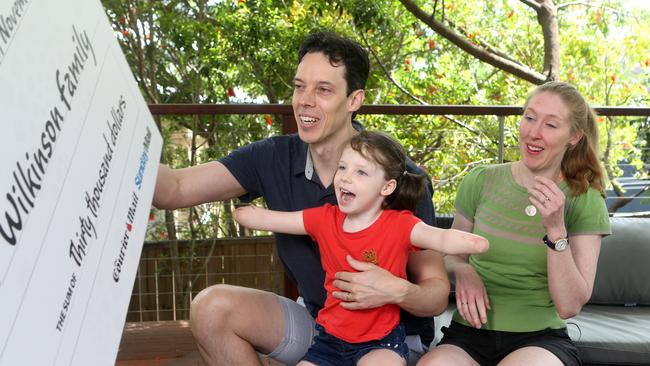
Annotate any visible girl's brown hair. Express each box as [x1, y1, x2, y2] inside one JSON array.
[[349, 131, 426, 211]]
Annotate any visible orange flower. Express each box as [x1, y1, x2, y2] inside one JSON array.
[[568, 71, 576, 81]]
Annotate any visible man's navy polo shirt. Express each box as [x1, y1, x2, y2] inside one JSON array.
[[219, 123, 436, 341]]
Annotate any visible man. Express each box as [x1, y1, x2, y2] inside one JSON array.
[[153, 31, 450, 366]]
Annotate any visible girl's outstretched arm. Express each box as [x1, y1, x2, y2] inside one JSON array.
[[234, 205, 307, 235], [410, 222, 489, 255]]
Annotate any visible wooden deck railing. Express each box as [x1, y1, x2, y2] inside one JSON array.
[[148, 103, 650, 163]]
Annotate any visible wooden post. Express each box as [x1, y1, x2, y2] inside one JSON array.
[[281, 112, 299, 300]]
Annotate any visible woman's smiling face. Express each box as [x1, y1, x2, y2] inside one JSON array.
[[519, 91, 582, 175]]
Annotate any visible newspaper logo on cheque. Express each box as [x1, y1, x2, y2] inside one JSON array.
[[113, 126, 152, 283], [134, 126, 152, 190]]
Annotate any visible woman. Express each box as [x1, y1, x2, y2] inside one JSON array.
[[418, 82, 611, 366]]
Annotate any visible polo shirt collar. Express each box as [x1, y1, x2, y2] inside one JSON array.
[[295, 120, 365, 182]]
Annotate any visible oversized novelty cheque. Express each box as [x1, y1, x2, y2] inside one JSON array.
[[0, 0, 162, 364]]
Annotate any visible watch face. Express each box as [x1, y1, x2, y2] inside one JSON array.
[[555, 239, 569, 251]]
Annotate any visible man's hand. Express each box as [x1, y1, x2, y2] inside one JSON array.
[[332, 255, 410, 310]]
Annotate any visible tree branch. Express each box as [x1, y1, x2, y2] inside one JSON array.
[[608, 182, 650, 213], [399, 0, 549, 84], [359, 31, 427, 104], [523, 0, 560, 80], [519, 0, 542, 10], [444, 17, 520, 65]]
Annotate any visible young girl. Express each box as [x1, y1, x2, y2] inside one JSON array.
[[234, 131, 488, 366]]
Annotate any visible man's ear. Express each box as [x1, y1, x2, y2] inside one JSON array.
[[348, 89, 365, 113], [381, 179, 397, 197]]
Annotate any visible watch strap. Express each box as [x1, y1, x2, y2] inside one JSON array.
[[543, 234, 568, 251]]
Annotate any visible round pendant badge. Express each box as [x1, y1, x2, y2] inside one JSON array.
[[525, 204, 537, 217]]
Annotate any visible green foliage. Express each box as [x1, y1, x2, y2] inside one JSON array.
[[102, 0, 650, 238]]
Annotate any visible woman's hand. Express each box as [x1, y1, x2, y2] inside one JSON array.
[[454, 262, 490, 329], [528, 176, 567, 240], [332, 255, 409, 310]]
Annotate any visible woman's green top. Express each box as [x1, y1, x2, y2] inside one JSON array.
[[453, 163, 610, 331]]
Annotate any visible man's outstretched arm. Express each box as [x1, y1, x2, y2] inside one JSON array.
[[153, 161, 246, 210]]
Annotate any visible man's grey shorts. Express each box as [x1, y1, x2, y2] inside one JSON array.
[[265, 296, 428, 365]]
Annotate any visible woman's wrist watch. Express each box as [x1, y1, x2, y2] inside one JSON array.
[[543, 235, 569, 251]]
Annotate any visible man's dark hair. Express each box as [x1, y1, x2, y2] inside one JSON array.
[[297, 31, 369, 96]]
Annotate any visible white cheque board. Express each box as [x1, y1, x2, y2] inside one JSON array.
[[0, 0, 162, 364]]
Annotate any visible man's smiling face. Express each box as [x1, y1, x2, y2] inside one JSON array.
[[292, 52, 362, 146]]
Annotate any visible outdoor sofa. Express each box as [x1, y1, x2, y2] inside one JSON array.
[[433, 216, 650, 365]]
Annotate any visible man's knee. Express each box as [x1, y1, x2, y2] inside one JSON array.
[[190, 284, 238, 338]]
